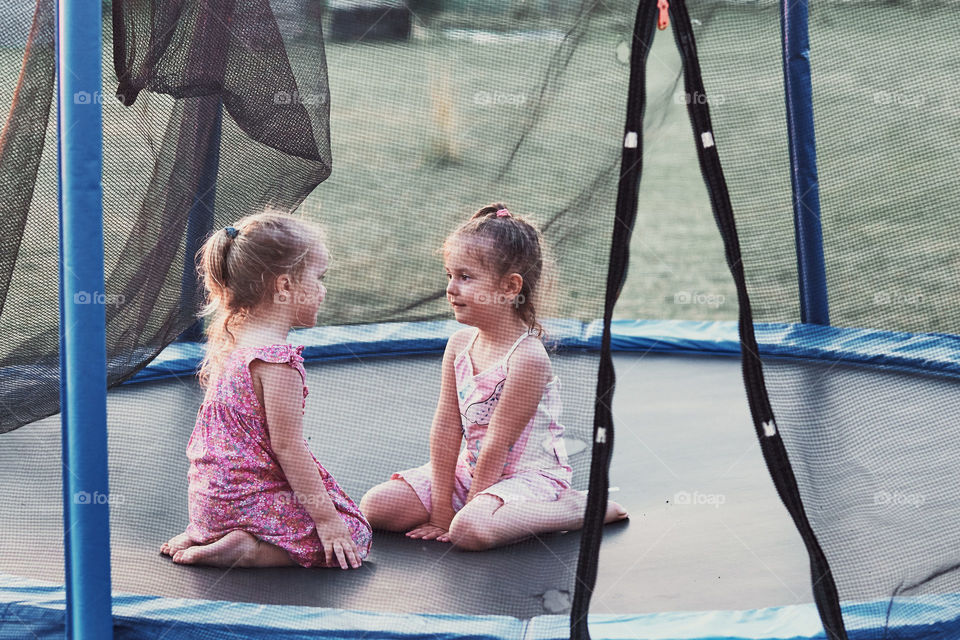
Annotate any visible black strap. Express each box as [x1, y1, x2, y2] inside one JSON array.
[[572, 1, 849, 639], [570, 1, 659, 638], [667, 1, 848, 637]]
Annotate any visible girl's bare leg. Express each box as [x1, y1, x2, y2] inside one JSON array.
[[449, 490, 627, 551], [359, 479, 430, 532], [172, 530, 296, 568]]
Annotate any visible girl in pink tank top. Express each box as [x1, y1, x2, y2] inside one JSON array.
[[160, 213, 371, 570], [454, 329, 571, 488], [361, 203, 627, 551]]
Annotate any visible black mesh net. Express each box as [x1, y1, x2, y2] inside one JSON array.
[[680, 0, 960, 636], [1, 0, 336, 434]]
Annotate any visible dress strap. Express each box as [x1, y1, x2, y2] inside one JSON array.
[[502, 330, 534, 365], [460, 328, 481, 357]]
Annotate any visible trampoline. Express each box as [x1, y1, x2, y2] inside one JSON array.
[[1, 342, 811, 614], [4, 322, 959, 638], [2, 0, 960, 638]]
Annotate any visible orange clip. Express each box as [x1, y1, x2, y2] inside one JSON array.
[[657, 0, 669, 30]]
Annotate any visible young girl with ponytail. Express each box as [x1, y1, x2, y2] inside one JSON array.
[[361, 204, 627, 551], [160, 212, 371, 570]]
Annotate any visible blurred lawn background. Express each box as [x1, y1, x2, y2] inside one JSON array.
[[4, 0, 959, 345], [304, 0, 734, 325]]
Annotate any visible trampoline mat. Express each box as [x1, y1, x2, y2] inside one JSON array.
[[0, 353, 813, 617]]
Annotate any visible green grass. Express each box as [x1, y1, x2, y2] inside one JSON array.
[[306, 12, 734, 326], [3, 2, 960, 359]]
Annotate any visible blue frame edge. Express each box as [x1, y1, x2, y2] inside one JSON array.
[[2, 574, 958, 640], [128, 319, 960, 384]]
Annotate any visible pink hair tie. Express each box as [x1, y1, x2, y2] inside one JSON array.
[[496, 208, 511, 218]]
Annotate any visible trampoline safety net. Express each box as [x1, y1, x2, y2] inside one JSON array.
[[0, 0, 958, 639], [689, 1, 960, 638]]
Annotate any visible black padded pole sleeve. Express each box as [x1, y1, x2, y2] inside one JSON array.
[[570, 1, 660, 638], [667, 0, 848, 638]]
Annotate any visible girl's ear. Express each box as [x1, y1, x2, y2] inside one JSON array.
[[501, 273, 523, 296], [274, 273, 294, 300]]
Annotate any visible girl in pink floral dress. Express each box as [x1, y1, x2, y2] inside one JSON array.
[[160, 212, 371, 570]]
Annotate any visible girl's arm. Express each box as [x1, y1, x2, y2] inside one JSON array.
[[406, 332, 467, 540], [466, 340, 552, 502], [253, 360, 361, 570]]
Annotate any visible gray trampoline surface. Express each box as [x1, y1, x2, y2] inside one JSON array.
[[0, 353, 813, 618]]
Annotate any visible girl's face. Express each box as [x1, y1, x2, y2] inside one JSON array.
[[444, 238, 520, 328], [291, 246, 329, 327]]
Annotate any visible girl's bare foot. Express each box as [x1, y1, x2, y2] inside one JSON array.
[[160, 531, 195, 557], [173, 530, 254, 566], [605, 498, 629, 524], [172, 530, 294, 568], [558, 489, 629, 525]]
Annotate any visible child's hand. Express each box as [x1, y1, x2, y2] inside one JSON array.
[[406, 521, 452, 543], [316, 518, 363, 569]]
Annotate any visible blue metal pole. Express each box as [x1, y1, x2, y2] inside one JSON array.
[[781, 0, 829, 325], [57, 0, 113, 636]]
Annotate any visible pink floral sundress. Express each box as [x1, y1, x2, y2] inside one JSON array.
[[185, 344, 372, 567]]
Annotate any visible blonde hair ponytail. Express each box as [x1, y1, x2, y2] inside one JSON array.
[[196, 212, 323, 387]]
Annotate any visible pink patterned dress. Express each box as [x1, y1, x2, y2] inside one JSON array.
[[185, 344, 372, 567], [394, 331, 573, 513]]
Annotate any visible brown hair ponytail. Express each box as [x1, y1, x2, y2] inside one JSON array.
[[445, 202, 552, 336]]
